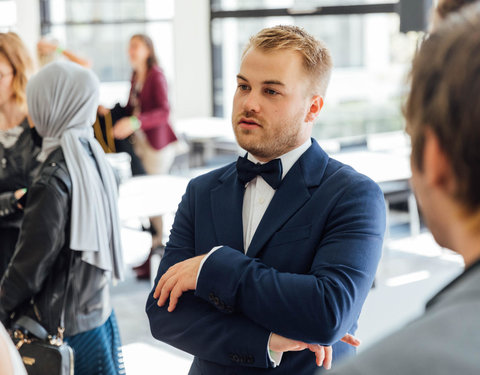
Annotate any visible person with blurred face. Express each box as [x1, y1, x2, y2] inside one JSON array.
[[327, 4, 480, 375], [0, 32, 39, 278], [101, 34, 178, 279], [146, 25, 386, 374]]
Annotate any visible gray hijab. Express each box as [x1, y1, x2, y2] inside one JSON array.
[[27, 61, 124, 281]]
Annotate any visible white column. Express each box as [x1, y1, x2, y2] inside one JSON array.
[[173, 0, 212, 120], [15, 0, 41, 67]]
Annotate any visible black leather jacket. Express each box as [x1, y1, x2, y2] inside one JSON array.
[[0, 120, 41, 228], [0, 147, 111, 336]]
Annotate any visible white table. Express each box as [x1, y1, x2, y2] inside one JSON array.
[[118, 174, 189, 221], [331, 150, 411, 184], [332, 149, 419, 236], [174, 117, 239, 166], [119, 174, 190, 283]]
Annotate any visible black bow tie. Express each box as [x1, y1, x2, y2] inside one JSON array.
[[236, 156, 283, 189]]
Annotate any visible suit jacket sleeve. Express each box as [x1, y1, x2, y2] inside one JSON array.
[[195, 178, 385, 345], [146, 181, 273, 369], [0, 171, 69, 323], [136, 69, 170, 132]]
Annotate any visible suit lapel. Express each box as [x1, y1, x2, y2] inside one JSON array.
[[210, 167, 245, 252], [246, 140, 329, 259], [246, 162, 310, 258]]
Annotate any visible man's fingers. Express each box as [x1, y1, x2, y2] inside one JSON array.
[[310, 345, 324, 367], [323, 346, 332, 370], [157, 274, 178, 307], [153, 272, 169, 299], [153, 276, 165, 299], [341, 333, 361, 347], [167, 284, 186, 312], [153, 265, 178, 299]]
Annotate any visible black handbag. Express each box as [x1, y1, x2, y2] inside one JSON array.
[[10, 252, 75, 375]]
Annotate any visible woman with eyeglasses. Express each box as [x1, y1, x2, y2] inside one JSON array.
[[0, 32, 40, 279]]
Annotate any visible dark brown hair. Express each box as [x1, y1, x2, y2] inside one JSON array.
[[0, 32, 33, 109], [130, 34, 158, 70], [405, 3, 480, 210], [243, 25, 333, 96]]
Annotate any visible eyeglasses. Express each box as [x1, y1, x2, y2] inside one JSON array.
[[0, 71, 13, 80]]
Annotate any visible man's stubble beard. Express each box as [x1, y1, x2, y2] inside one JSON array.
[[234, 118, 304, 160]]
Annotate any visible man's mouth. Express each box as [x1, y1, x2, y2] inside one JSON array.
[[239, 117, 261, 127]]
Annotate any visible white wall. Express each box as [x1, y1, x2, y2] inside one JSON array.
[[173, 0, 212, 119], [15, 0, 40, 67]]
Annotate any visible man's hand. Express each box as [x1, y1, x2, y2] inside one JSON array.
[[340, 333, 361, 347], [269, 332, 361, 369], [153, 255, 206, 312], [269, 333, 332, 369]]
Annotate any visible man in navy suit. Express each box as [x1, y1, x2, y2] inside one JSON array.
[[146, 25, 386, 374]]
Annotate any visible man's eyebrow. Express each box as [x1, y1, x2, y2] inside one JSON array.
[[236, 74, 248, 81], [263, 80, 285, 86], [236, 75, 285, 86]]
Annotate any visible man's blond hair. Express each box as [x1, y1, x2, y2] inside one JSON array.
[[243, 25, 333, 96]]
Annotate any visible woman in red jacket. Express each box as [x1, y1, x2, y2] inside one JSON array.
[[110, 34, 178, 277], [113, 34, 177, 171]]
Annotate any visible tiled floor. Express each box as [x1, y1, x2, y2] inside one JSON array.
[[112, 220, 464, 374]]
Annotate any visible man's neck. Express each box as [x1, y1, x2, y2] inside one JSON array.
[[251, 136, 311, 163], [447, 210, 480, 268]]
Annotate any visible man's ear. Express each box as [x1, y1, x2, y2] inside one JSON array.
[[305, 95, 324, 123], [423, 127, 455, 194]]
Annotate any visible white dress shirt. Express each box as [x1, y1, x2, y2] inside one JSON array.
[[197, 138, 312, 367]]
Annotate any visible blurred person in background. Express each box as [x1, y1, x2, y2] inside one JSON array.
[[327, 4, 480, 374], [99, 34, 178, 279], [37, 38, 91, 68], [0, 61, 125, 375], [0, 32, 40, 279]]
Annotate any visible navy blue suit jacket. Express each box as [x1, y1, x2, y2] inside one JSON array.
[[146, 139, 386, 374]]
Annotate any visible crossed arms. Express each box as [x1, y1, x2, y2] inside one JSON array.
[[146, 177, 385, 369]]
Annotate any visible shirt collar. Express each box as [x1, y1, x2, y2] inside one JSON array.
[[247, 138, 312, 180]]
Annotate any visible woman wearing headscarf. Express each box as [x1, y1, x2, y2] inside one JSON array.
[[0, 61, 125, 375], [0, 32, 40, 278]]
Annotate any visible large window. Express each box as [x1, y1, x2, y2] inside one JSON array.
[[210, 0, 422, 140], [40, 0, 174, 105]]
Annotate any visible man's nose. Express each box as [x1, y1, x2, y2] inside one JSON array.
[[242, 90, 260, 113]]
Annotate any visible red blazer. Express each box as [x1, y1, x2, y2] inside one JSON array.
[[126, 65, 177, 150]]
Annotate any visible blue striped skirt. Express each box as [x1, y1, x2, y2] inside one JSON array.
[[64, 311, 125, 375]]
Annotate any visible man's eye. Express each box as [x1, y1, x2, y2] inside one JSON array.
[[238, 84, 250, 91], [265, 88, 278, 95]]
